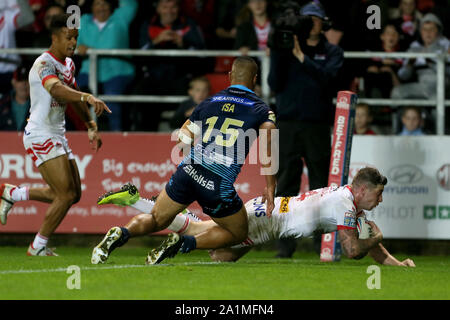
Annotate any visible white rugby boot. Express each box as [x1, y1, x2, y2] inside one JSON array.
[[27, 244, 59, 256], [91, 226, 123, 264], [0, 183, 16, 225]]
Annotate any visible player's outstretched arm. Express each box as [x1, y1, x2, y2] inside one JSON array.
[[46, 79, 111, 116], [338, 227, 383, 259], [367, 222, 416, 267], [368, 243, 416, 267]]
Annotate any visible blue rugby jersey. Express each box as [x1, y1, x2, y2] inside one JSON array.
[[184, 85, 275, 184]]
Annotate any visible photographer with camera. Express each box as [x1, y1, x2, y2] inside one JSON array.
[[268, 1, 344, 258]]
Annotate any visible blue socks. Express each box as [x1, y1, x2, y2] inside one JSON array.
[[109, 227, 130, 252], [180, 235, 197, 253], [120, 227, 131, 244]]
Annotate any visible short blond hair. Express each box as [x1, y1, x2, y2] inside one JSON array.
[[352, 167, 387, 189]]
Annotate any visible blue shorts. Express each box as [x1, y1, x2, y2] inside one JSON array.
[[165, 163, 243, 218]]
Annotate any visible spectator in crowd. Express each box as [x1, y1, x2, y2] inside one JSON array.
[[318, 0, 390, 95], [364, 23, 402, 98], [137, 0, 206, 94], [0, 0, 35, 96], [234, 0, 272, 95], [131, 0, 206, 131], [0, 65, 31, 131], [180, 0, 216, 48], [76, 0, 138, 131], [390, 0, 423, 50], [14, 0, 46, 47], [268, 2, 344, 258], [234, 0, 271, 56], [354, 103, 376, 135], [139, 0, 205, 51], [31, 4, 65, 48], [170, 76, 210, 130], [213, 0, 247, 49], [391, 13, 450, 100], [398, 106, 426, 135]]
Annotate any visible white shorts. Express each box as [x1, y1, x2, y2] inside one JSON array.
[[23, 133, 74, 167], [232, 197, 283, 249]]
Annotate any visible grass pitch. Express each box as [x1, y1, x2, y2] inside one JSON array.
[[0, 246, 448, 300]]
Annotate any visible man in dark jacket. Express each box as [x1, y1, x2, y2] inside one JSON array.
[[268, 2, 344, 258]]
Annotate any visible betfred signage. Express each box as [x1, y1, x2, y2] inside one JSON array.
[[328, 91, 357, 188], [321, 91, 357, 262], [319, 232, 341, 261]]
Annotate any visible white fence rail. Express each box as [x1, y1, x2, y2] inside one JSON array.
[[1, 48, 448, 133]]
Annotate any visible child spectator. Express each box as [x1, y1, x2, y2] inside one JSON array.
[[364, 23, 402, 98], [354, 103, 376, 135], [399, 106, 425, 135], [170, 76, 211, 129]]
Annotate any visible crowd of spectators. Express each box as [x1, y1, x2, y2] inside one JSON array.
[[1, 0, 450, 134]]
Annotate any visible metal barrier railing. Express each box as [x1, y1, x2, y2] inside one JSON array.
[[1, 48, 448, 133]]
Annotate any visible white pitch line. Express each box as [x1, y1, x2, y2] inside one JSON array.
[[0, 259, 357, 275], [0, 261, 222, 275]]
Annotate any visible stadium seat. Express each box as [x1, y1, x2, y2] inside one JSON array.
[[205, 73, 230, 95], [214, 56, 233, 73]]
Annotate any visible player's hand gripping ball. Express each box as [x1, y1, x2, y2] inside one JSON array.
[[357, 215, 373, 239]]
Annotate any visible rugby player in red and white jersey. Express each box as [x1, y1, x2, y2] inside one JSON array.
[[93, 167, 415, 267], [0, 14, 111, 256]]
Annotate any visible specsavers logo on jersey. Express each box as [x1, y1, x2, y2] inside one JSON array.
[[343, 211, 356, 228], [183, 164, 215, 190], [37, 61, 54, 79]]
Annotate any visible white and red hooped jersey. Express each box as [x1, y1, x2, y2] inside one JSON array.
[[236, 185, 360, 248], [254, 20, 271, 51], [25, 51, 76, 136]]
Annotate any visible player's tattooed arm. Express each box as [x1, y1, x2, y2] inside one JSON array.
[[368, 223, 416, 267], [338, 228, 382, 259], [369, 243, 415, 267]]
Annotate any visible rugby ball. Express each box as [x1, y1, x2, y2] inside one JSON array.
[[356, 215, 372, 239]]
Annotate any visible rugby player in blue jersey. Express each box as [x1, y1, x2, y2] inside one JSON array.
[[92, 57, 277, 264]]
